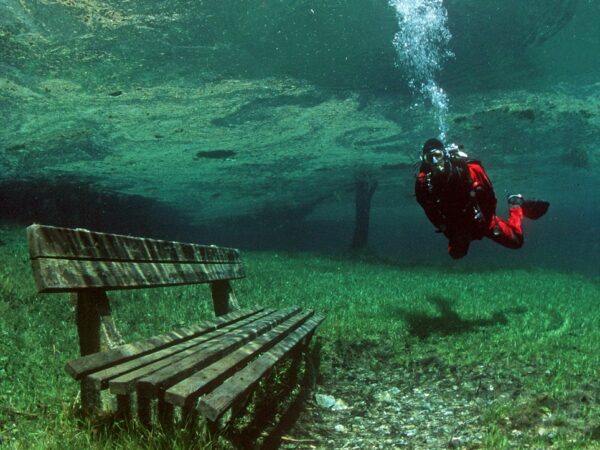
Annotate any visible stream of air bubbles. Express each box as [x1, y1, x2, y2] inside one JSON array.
[[388, 0, 453, 140]]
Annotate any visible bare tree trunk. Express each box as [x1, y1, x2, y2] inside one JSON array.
[[351, 175, 378, 250]]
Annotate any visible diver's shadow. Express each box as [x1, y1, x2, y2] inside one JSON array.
[[397, 295, 524, 340]]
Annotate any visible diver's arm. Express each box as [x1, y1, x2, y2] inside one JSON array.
[[415, 173, 447, 232], [468, 163, 497, 222]]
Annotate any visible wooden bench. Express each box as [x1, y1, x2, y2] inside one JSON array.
[[27, 224, 325, 428]]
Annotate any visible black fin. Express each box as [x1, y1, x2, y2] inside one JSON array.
[[522, 200, 550, 220]]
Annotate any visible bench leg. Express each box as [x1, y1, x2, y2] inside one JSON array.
[[206, 417, 221, 436], [304, 335, 322, 390], [210, 280, 240, 316], [181, 403, 200, 447], [158, 397, 174, 430], [287, 346, 303, 388], [80, 378, 101, 414], [138, 394, 152, 428], [231, 391, 253, 421], [116, 394, 132, 420], [182, 402, 198, 428], [75, 290, 124, 355]]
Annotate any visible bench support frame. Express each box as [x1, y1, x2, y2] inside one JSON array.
[[211, 280, 239, 316], [75, 290, 125, 412], [72, 283, 241, 413]]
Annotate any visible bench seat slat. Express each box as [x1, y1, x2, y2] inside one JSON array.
[[66, 308, 263, 379], [31, 258, 245, 293], [110, 307, 301, 395], [197, 314, 325, 421], [134, 308, 304, 397], [88, 309, 279, 390], [165, 310, 314, 407], [28, 224, 241, 264]]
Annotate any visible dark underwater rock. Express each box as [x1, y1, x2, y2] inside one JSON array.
[[513, 108, 537, 121], [561, 147, 591, 169], [194, 150, 236, 160], [5, 143, 26, 153]]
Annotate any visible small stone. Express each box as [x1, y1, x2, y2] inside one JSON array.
[[537, 427, 556, 439], [332, 398, 350, 411], [315, 393, 349, 410], [315, 394, 336, 409], [449, 437, 463, 448], [375, 388, 399, 403], [536, 427, 557, 440]]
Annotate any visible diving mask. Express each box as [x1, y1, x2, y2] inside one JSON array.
[[423, 149, 446, 169]]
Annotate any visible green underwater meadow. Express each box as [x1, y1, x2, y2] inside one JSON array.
[[2, 0, 600, 448], [2, 224, 600, 448]]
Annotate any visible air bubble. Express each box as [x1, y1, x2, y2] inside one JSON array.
[[388, 0, 453, 138]]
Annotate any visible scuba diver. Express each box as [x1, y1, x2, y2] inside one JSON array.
[[415, 138, 549, 259]]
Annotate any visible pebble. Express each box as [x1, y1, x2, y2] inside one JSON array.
[[315, 393, 350, 411], [449, 437, 463, 448], [315, 394, 336, 409], [284, 364, 570, 450]]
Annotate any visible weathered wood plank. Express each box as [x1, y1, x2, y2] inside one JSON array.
[[66, 308, 263, 379], [89, 309, 278, 390], [165, 310, 314, 407], [31, 258, 245, 293], [108, 308, 299, 395], [27, 224, 241, 264], [197, 314, 325, 422], [133, 308, 303, 397]]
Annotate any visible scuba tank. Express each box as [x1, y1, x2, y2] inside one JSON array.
[[433, 144, 491, 230]]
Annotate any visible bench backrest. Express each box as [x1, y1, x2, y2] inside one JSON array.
[[27, 224, 245, 293], [27, 224, 247, 357]]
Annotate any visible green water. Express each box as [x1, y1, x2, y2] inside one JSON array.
[[2, 1, 599, 273], [2, 1, 599, 275], [1, 1, 599, 448]]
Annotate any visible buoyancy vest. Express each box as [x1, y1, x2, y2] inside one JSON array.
[[416, 156, 497, 239]]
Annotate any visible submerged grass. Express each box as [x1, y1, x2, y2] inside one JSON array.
[[1, 223, 599, 448]]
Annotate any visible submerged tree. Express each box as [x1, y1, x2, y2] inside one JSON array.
[[351, 173, 379, 250]]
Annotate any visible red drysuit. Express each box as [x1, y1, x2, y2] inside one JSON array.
[[415, 158, 523, 259]]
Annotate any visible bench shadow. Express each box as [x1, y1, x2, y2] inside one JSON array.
[[227, 342, 321, 450], [395, 295, 526, 340]]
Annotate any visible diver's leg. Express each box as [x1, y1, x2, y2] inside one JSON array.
[[448, 235, 470, 259], [486, 208, 524, 249]]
